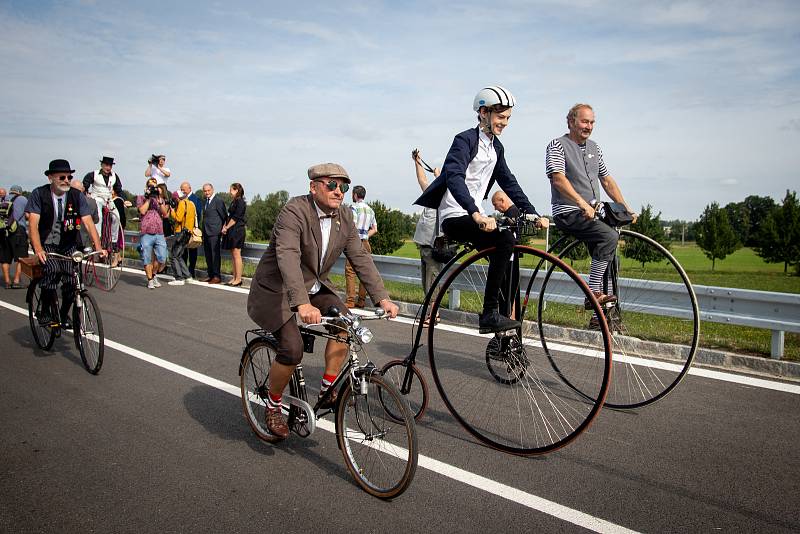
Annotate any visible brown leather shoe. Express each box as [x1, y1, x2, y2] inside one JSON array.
[[208, 277, 222, 284], [317, 388, 338, 410], [584, 291, 617, 310], [265, 410, 290, 439]]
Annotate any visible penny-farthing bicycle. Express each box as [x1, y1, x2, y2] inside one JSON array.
[[381, 216, 614, 456], [84, 202, 124, 291]]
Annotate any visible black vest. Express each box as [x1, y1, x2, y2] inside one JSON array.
[[35, 185, 82, 247]]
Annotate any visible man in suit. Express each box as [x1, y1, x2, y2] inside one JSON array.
[[247, 163, 399, 440], [180, 181, 203, 278], [201, 183, 227, 284]]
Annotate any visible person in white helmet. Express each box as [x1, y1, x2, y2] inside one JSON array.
[[415, 86, 548, 333]]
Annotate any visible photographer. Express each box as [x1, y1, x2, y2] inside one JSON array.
[[137, 178, 170, 289], [144, 154, 171, 186], [166, 190, 195, 286]]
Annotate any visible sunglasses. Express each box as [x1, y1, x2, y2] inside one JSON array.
[[53, 174, 73, 181], [314, 179, 349, 193]]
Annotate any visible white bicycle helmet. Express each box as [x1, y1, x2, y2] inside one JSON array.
[[473, 86, 516, 111]]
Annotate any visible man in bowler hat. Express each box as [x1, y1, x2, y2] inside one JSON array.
[[26, 160, 106, 327]]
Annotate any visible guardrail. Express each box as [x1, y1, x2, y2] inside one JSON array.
[[124, 231, 800, 359]]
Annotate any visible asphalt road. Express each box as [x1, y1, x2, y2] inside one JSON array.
[[1, 269, 799, 533]]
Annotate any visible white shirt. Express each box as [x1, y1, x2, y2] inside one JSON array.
[[309, 201, 333, 295], [150, 164, 171, 185], [438, 129, 497, 221]]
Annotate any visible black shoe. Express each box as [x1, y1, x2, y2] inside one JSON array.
[[60, 319, 73, 331], [478, 310, 521, 334]]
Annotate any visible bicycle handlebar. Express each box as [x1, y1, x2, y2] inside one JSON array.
[[44, 250, 105, 263]]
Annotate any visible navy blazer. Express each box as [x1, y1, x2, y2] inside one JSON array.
[[202, 195, 228, 236], [414, 127, 537, 216]]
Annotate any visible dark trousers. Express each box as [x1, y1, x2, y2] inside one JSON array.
[[441, 215, 515, 313], [554, 211, 619, 261], [203, 233, 222, 278], [182, 247, 198, 277]]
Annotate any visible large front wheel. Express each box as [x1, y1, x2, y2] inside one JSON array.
[[73, 291, 104, 374], [428, 245, 613, 456], [336, 373, 418, 499], [539, 230, 699, 408]]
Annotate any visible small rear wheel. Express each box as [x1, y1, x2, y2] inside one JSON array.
[[73, 291, 104, 374], [27, 279, 56, 350], [336, 373, 418, 499], [380, 359, 429, 420]]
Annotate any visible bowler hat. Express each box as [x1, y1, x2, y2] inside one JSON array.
[[307, 162, 350, 183], [100, 156, 115, 166], [44, 159, 75, 176]]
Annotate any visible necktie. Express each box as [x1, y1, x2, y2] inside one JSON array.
[[57, 197, 63, 223]]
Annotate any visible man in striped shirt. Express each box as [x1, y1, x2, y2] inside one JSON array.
[[545, 103, 636, 328], [345, 185, 377, 308]]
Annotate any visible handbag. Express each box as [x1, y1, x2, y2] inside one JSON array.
[[601, 202, 634, 227], [186, 204, 203, 249]]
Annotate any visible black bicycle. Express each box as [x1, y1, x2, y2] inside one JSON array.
[[537, 224, 699, 408], [239, 307, 418, 499], [25, 250, 105, 375], [381, 216, 614, 456]]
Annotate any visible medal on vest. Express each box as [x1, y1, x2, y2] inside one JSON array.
[[65, 204, 76, 231]]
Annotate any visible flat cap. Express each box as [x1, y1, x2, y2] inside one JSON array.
[[307, 162, 350, 183], [9, 185, 22, 193]]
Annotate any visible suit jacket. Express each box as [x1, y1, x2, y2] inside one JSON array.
[[202, 195, 227, 236], [247, 194, 390, 332], [414, 127, 537, 215]]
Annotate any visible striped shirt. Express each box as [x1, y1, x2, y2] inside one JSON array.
[[350, 200, 376, 240], [545, 138, 609, 216]]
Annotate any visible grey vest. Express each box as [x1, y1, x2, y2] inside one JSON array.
[[550, 135, 600, 208]]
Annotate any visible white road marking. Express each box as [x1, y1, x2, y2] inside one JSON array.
[[1, 298, 636, 533]]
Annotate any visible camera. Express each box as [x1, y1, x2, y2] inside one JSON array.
[[167, 196, 179, 209], [144, 184, 159, 198]]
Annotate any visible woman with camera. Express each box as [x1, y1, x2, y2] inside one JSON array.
[[137, 177, 170, 289], [144, 154, 171, 186], [221, 182, 246, 287]]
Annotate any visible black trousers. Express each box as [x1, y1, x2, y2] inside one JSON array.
[[441, 215, 515, 313], [554, 211, 619, 262], [203, 234, 222, 278], [182, 247, 198, 277]]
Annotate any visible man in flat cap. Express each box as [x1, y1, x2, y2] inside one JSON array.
[[247, 162, 399, 440]]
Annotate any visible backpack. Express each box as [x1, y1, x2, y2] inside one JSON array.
[[0, 197, 18, 236]]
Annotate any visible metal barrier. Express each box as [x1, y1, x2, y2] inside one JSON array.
[[124, 231, 800, 359]]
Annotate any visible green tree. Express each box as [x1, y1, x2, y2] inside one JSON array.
[[368, 200, 405, 255], [247, 190, 289, 241], [695, 202, 740, 270], [623, 204, 670, 268], [754, 190, 800, 274], [742, 195, 777, 246], [724, 201, 750, 246]]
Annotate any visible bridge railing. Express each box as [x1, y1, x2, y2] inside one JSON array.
[[124, 231, 800, 359]]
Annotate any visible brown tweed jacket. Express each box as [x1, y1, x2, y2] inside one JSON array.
[[247, 194, 389, 332]]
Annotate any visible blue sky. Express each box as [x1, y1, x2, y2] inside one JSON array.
[[1, 0, 798, 220]]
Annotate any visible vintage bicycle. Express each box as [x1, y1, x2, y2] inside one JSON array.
[[23, 249, 105, 374], [381, 215, 614, 456], [83, 202, 125, 291], [239, 307, 418, 499]]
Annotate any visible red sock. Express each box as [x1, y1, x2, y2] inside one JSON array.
[[267, 391, 282, 412], [321, 373, 337, 392]]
